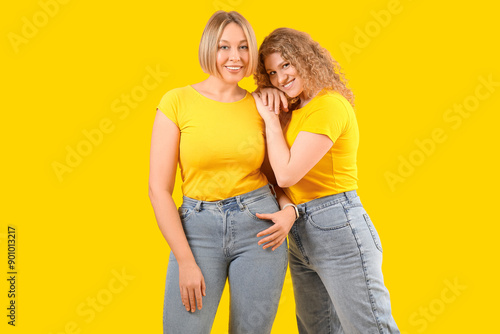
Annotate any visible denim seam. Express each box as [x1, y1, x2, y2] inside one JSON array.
[[281, 239, 289, 275], [242, 195, 277, 221], [241, 193, 271, 206], [227, 211, 236, 255], [348, 218, 384, 333], [306, 215, 350, 231], [242, 205, 263, 221], [291, 224, 309, 264], [306, 205, 350, 231], [342, 202, 363, 209], [304, 198, 348, 215], [326, 293, 332, 334], [363, 214, 383, 253], [222, 210, 230, 258], [178, 208, 195, 223]]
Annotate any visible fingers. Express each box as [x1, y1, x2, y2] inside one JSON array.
[[180, 280, 206, 312], [194, 286, 203, 311], [180, 287, 190, 312], [271, 238, 286, 251], [252, 92, 264, 107], [188, 289, 196, 313], [260, 91, 268, 106], [255, 212, 274, 220], [256, 224, 279, 238], [279, 91, 289, 111], [201, 277, 206, 297], [267, 92, 275, 111], [258, 231, 280, 245], [274, 92, 280, 114], [260, 233, 285, 250]]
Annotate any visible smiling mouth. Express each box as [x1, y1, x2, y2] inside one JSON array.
[[282, 79, 295, 89], [225, 66, 243, 72]]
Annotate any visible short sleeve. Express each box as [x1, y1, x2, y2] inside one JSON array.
[[156, 89, 179, 127], [300, 95, 349, 143]]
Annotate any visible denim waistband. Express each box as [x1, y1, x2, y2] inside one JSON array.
[[296, 190, 358, 215], [181, 184, 275, 211]]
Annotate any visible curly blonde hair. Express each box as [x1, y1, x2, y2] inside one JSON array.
[[254, 28, 354, 108]]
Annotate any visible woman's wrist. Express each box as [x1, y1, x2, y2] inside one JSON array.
[[266, 117, 282, 132], [282, 203, 299, 221]]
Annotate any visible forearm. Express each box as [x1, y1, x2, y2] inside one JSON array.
[[265, 118, 293, 187], [274, 186, 291, 208], [149, 188, 196, 265]]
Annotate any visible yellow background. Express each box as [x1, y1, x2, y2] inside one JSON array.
[[1, 0, 499, 333]]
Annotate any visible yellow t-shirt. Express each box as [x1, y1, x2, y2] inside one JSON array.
[[156, 85, 268, 201], [283, 90, 359, 204]]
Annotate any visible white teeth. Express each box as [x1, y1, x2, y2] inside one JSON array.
[[284, 80, 294, 88], [227, 66, 241, 70]]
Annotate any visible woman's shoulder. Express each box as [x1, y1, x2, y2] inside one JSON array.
[[161, 85, 193, 99], [304, 90, 353, 117], [314, 90, 352, 108]]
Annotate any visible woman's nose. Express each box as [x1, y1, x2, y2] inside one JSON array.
[[229, 49, 240, 62]]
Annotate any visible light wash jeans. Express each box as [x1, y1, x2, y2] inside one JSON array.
[[163, 185, 288, 334], [289, 190, 399, 334]]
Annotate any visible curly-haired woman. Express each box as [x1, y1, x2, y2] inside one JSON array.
[[149, 13, 296, 334], [252, 28, 400, 333]]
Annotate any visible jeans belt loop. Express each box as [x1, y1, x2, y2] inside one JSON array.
[[236, 195, 245, 211], [194, 200, 202, 212]]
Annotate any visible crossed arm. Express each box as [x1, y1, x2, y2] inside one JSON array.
[[252, 89, 334, 188]]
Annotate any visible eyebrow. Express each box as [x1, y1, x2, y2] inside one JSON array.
[[266, 60, 287, 72], [219, 39, 248, 44]]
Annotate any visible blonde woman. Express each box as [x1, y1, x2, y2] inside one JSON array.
[[253, 28, 400, 333], [149, 13, 296, 334]]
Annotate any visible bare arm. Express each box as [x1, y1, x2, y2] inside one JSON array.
[[255, 154, 297, 251], [149, 109, 205, 312], [252, 92, 333, 188]]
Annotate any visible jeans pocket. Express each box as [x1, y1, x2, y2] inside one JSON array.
[[307, 203, 349, 231], [363, 213, 383, 253], [243, 195, 279, 221], [178, 206, 195, 222]]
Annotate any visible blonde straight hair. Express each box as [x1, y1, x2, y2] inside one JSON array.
[[199, 11, 257, 78]]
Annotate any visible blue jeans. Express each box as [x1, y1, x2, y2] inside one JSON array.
[[289, 190, 399, 334], [163, 185, 288, 334]]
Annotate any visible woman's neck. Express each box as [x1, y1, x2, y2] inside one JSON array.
[[192, 76, 246, 103], [298, 89, 321, 108]]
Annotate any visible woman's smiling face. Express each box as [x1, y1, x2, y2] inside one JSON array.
[[264, 52, 305, 98], [216, 22, 250, 84]]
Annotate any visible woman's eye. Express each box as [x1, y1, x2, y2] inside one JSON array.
[[269, 71, 276, 76], [283, 63, 290, 69], [219, 46, 229, 50], [240, 45, 248, 50]]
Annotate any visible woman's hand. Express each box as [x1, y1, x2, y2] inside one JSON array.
[[178, 262, 206, 313], [256, 206, 296, 251], [258, 87, 289, 114], [252, 92, 278, 124]]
